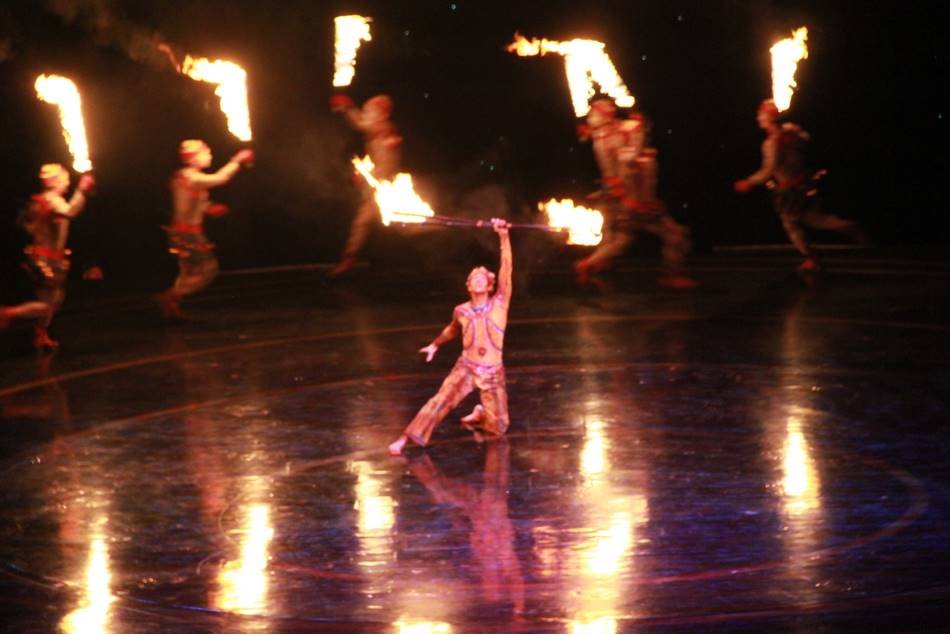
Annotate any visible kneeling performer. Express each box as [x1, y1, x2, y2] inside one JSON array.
[[389, 218, 513, 455]]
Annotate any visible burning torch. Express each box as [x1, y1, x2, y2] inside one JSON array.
[[771, 27, 808, 112], [161, 43, 255, 162], [34, 74, 93, 174], [507, 33, 635, 117], [334, 15, 373, 88]]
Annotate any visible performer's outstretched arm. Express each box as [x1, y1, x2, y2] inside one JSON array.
[[330, 95, 364, 131], [50, 174, 95, 218], [341, 106, 367, 132], [494, 218, 512, 302], [184, 150, 254, 189], [419, 314, 460, 362]]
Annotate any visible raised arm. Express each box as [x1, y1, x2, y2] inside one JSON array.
[[419, 311, 461, 362], [493, 218, 512, 302], [184, 150, 254, 190], [49, 174, 95, 218], [330, 95, 366, 131]]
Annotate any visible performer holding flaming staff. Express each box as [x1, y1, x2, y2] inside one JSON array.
[[389, 218, 512, 456], [1, 164, 94, 350], [155, 140, 253, 319], [330, 94, 403, 277], [574, 99, 696, 289], [734, 99, 866, 273]]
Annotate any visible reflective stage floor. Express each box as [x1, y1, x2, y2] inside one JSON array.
[[1, 252, 949, 631]]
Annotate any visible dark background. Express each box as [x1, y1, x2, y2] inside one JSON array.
[[1, 0, 947, 297]]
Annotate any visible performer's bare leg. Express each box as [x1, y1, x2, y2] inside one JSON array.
[[801, 209, 869, 244], [779, 207, 825, 273], [0, 301, 50, 327], [648, 214, 698, 288], [332, 196, 377, 277], [576, 226, 632, 289], [31, 285, 65, 351], [157, 254, 219, 319]]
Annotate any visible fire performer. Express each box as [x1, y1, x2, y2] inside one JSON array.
[[0, 164, 94, 350], [154, 140, 254, 319], [734, 99, 866, 272], [574, 99, 696, 288], [389, 218, 512, 456], [330, 94, 403, 277]]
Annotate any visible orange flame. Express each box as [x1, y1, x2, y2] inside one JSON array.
[[508, 33, 635, 117], [181, 56, 252, 141], [34, 74, 92, 173], [334, 15, 373, 87], [770, 27, 808, 112], [538, 198, 604, 245], [352, 155, 435, 226]]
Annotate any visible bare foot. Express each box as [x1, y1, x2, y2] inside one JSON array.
[[328, 257, 356, 279], [658, 274, 699, 289], [461, 406, 487, 442], [0, 308, 12, 329], [460, 405, 484, 425], [388, 435, 408, 456], [155, 291, 184, 320], [33, 327, 59, 352]]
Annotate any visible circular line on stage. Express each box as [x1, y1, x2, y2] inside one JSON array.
[[2, 312, 948, 398], [0, 359, 935, 467], [0, 362, 931, 626]]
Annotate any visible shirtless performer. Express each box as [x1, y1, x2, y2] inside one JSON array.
[[329, 94, 402, 277], [734, 99, 866, 272], [155, 140, 254, 318], [574, 99, 696, 289], [1, 164, 94, 350], [389, 218, 512, 456]]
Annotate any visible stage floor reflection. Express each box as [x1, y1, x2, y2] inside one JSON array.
[[1, 253, 948, 631]]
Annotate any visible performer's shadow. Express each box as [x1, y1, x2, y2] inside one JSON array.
[[404, 440, 526, 617]]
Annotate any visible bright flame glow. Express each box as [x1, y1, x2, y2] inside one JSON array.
[[351, 460, 395, 538], [571, 617, 619, 634], [34, 74, 93, 173], [394, 621, 452, 634], [507, 34, 635, 117], [217, 503, 273, 614], [782, 424, 820, 514], [334, 15, 373, 87], [539, 198, 604, 246], [584, 511, 634, 576], [770, 27, 809, 112], [352, 155, 435, 226], [60, 517, 114, 633], [181, 56, 253, 141], [581, 420, 608, 479]]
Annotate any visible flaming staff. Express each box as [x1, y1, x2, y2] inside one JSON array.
[[770, 27, 809, 112], [352, 156, 603, 245], [507, 33, 635, 117], [334, 15, 373, 87], [34, 74, 93, 173], [180, 55, 253, 141]]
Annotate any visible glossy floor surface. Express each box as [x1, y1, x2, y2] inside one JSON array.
[[1, 252, 949, 631]]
